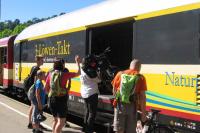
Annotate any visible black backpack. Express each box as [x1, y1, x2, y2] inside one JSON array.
[[23, 66, 40, 93]]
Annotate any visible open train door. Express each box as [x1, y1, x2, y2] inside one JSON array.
[[0, 41, 7, 88], [86, 20, 134, 129], [0, 48, 5, 87]]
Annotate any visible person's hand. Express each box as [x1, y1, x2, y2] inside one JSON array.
[[75, 55, 80, 63], [38, 103, 43, 111]]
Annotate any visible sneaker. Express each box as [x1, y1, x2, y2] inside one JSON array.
[[65, 122, 70, 127], [37, 114, 47, 122], [28, 123, 33, 129], [39, 124, 47, 130]]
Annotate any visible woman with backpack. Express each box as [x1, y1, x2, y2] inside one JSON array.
[[45, 55, 81, 133]]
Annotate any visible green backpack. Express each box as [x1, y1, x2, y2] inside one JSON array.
[[116, 74, 140, 104], [48, 71, 66, 97]]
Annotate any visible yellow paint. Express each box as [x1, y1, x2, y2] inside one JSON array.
[[18, 63, 81, 93], [144, 73, 197, 104], [135, 2, 200, 20]]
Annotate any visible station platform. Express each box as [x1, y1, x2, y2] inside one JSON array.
[[0, 93, 83, 133]]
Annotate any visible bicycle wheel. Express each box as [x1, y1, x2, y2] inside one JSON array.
[[148, 125, 174, 133]]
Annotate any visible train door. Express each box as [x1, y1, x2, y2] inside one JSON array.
[[86, 21, 134, 126], [88, 21, 134, 70], [87, 21, 134, 94], [0, 47, 7, 87]]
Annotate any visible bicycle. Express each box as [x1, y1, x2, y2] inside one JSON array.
[[138, 108, 178, 133]]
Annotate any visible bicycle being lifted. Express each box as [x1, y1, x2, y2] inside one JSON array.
[[136, 108, 179, 133]]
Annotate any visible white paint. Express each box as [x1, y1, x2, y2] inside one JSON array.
[[15, 0, 200, 42]]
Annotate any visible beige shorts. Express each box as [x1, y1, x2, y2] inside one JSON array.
[[113, 102, 137, 133]]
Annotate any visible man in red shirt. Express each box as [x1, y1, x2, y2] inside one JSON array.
[[112, 59, 147, 133]]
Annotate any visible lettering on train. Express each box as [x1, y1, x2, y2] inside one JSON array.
[[35, 40, 70, 56], [165, 72, 197, 88]]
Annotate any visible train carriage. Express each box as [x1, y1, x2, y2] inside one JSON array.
[[11, 0, 200, 132], [0, 35, 16, 89]]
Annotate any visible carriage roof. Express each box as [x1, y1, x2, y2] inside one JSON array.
[[15, 0, 200, 43], [0, 35, 16, 47]]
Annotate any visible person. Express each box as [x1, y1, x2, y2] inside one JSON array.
[[31, 70, 46, 133], [45, 55, 81, 133], [80, 55, 101, 133], [60, 59, 72, 128], [27, 55, 44, 129], [112, 59, 147, 133], [45, 58, 71, 128]]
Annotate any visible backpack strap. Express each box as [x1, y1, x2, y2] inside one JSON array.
[[130, 74, 141, 96], [30, 66, 40, 78], [59, 71, 63, 89]]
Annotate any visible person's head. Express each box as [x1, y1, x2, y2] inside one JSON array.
[[82, 54, 97, 69], [60, 58, 66, 68], [129, 59, 141, 72], [35, 55, 44, 67], [36, 70, 46, 80], [53, 58, 64, 71]]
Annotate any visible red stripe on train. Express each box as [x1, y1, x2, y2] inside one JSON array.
[[3, 79, 13, 87]]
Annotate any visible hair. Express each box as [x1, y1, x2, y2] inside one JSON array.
[[35, 55, 44, 62], [53, 58, 64, 71], [82, 54, 96, 68], [36, 70, 45, 77]]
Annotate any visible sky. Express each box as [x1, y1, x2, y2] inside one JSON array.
[[0, 0, 104, 22]]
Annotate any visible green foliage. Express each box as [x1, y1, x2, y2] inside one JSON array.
[[0, 12, 65, 39], [0, 29, 12, 38], [12, 24, 26, 35]]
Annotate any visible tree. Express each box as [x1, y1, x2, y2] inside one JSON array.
[[0, 22, 4, 31], [12, 24, 26, 35], [0, 12, 63, 39], [0, 29, 12, 38], [59, 12, 65, 16]]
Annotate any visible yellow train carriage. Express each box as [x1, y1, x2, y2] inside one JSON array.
[[13, 0, 200, 132]]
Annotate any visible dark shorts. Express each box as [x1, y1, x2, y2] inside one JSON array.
[[49, 96, 67, 118]]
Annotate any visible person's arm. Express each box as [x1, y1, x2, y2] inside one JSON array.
[[75, 55, 81, 75], [36, 86, 42, 111], [138, 90, 147, 122], [64, 55, 81, 79], [136, 76, 147, 122], [111, 71, 122, 96], [44, 75, 50, 94]]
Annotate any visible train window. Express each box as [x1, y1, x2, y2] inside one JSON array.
[[135, 9, 200, 64], [0, 48, 3, 64], [3, 48, 7, 64]]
